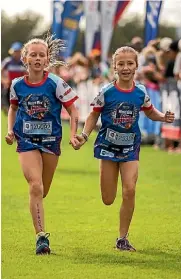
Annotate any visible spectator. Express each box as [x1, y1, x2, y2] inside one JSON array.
[[161, 40, 181, 152], [1, 42, 26, 113]]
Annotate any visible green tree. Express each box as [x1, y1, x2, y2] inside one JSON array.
[[1, 10, 44, 59]]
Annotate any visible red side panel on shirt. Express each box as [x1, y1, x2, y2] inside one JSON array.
[[62, 96, 78, 108], [10, 100, 18, 106], [140, 104, 153, 111], [93, 107, 103, 112]]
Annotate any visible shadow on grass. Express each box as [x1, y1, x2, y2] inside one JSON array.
[[53, 247, 180, 272], [138, 248, 180, 260]]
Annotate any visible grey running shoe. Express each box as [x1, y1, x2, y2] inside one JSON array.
[[116, 237, 136, 251]]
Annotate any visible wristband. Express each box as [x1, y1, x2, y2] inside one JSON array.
[[81, 132, 89, 141]]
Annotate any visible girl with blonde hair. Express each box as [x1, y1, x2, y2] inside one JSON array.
[[5, 34, 79, 255], [74, 46, 174, 251]]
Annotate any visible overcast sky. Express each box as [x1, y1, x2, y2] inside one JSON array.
[[1, 0, 181, 26]]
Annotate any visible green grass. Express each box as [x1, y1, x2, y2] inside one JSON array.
[[2, 112, 181, 279]]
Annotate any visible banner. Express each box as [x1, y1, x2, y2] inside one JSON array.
[[92, 1, 101, 51], [58, 1, 83, 58], [114, 0, 131, 25], [144, 1, 163, 46], [101, 1, 118, 63], [84, 1, 100, 56], [52, 0, 65, 39], [91, 1, 130, 63]]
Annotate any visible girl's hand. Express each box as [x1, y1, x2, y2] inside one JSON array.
[[5, 131, 15, 145], [69, 134, 87, 150], [76, 135, 87, 147], [69, 135, 82, 150], [164, 111, 175, 123]]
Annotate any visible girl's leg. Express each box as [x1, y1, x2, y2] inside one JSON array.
[[19, 150, 44, 234], [41, 152, 59, 198], [119, 161, 138, 237], [100, 160, 119, 205]]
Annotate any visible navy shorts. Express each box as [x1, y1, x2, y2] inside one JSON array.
[[94, 144, 140, 162], [15, 135, 62, 156]]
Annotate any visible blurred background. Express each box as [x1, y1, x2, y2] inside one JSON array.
[[1, 0, 181, 153]]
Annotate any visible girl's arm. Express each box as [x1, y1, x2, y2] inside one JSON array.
[[66, 103, 79, 147], [66, 103, 79, 137], [5, 104, 18, 145], [72, 85, 104, 149], [144, 107, 175, 123], [75, 111, 101, 148], [8, 104, 18, 131], [82, 110, 100, 136]]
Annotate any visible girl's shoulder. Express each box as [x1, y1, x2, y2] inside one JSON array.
[[48, 72, 61, 84], [11, 76, 25, 88], [135, 82, 147, 94], [47, 72, 69, 89], [100, 81, 115, 94]]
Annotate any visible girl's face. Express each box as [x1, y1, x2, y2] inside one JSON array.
[[114, 52, 137, 81], [25, 43, 48, 72]]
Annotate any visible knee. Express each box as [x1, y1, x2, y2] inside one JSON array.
[[102, 195, 115, 206], [29, 181, 43, 198], [122, 186, 135, 201]]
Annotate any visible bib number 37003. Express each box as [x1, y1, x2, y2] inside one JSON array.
[[23, 121, 52, 135]]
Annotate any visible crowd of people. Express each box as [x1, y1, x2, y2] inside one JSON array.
[[134, 37, 181, 153], [2, 36, 181, 154]]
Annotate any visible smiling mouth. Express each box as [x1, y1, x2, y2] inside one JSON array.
[[35, 62, 41, 66]]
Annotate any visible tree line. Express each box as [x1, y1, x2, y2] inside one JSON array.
[[1, 10, 177, 59]]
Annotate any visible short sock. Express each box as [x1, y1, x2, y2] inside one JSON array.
[[36, 231, 45, 240]]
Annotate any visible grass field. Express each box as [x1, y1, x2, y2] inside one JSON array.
[[2, 112, 181, 279]]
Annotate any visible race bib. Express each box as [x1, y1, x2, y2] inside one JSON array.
[[105, 128, 135, 145], [23, 121, 52, 135]]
